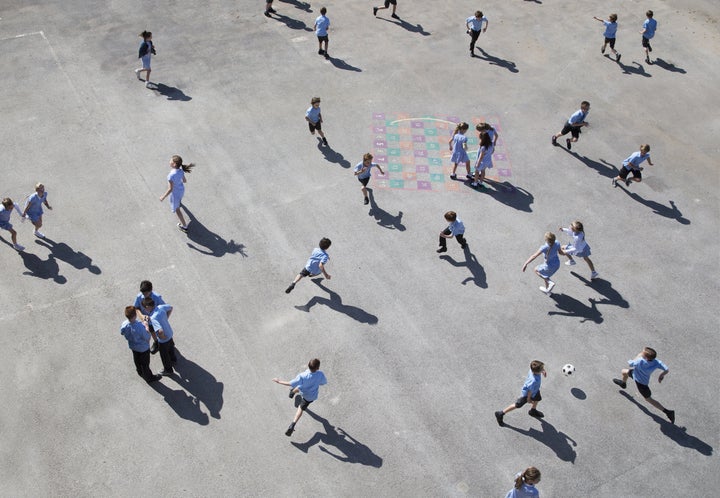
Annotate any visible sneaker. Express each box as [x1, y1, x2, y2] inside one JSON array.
[[318, 49, 324, 55], [625, 178, 632, 187], [539, 286, 550, 294], [665, 410, 675, 424], [528, 408, 544, 418], [268, 7, 276, 13], [494, 411, 505, 427], [645, 56, 651, 64], [590, 271, 599, 280], [612, 178, 618, 188], [613, 378, 627, 389], [436, 247, 447, 253], [391, 13, 399, 19], [288, 388, 295, 399], [146, 82, 153, 89], [449, 174, 457, 180], [373, 7, 378, 16], [285, 424, 295, 436], [466, 174, 473, 180], [160, 370, 174, 376], [33, 230, 45, 239], [565, 259, 577, 266], [616, 53, 621, 63], [551, 135, 557, 146], [285, 283, 295, 294], [177, 223, 188, 232], [134, 68, 143, 80], [601, 45, 605, 54], [13, 243, 24, 251], [363, 197, 369, 205], [546, 281, 555, 293], [566, 139, 572, 150], [264, 11, 271, 17], [322, 137, 328, 145], [324, 52, 330, 59], [147, 374, 162, 383]]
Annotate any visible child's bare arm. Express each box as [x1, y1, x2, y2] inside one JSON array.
[[319, 262, 331, 279]]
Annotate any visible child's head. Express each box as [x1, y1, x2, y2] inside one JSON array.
[[308, 358, 321, 372], [580, 101, 591, 112], [609, 14, 618, 22], [319, 237, 331, 250], [454, 122, 469, 134], [140, 280, 153, 296], [35, 183, 45, 193], [515, 467, 541, 489], [544, 232, 556, 245], [479, 131, 492, 148], [640, 144, 650, 154], [646, 10, 653, 18], [475, 11, 483, 19], [570, 221, 584, 233], [530, 360, 545, 374], [141, 297, 156, 310], [140, 30, 152, 40], [125, 305, 137, 320], [363, 152, 373, 163], [444, 211, 457, 222], [311, 97, 321, 106], [320, 7, 327, 15], [1, 198, 13, 209], [642, 347, 657, 360], [476, 122, 492, 132]]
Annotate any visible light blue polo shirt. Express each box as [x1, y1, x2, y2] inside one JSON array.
[[134, 292, 165, 314], [521, 370, 542, 397], [355, 162, 379, 179], [448, 218, 465, 236], [315, 15, 330, 37], [149, 304, 174, 343], [306, 106, 322, 124], [568, 109, 588, 125], [643, 18, 657, 39], [466, 16, 487, 32], [290, 369, 327, 401], [622, 151, 650, 170], [603, 20, 618, 39], [305, 248, 329, 274], [629, 357, 668, 385], [120, 319, 151, 352]]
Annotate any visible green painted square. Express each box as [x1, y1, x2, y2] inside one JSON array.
[[428, 157, 443, 166], [386, 134, 400, 142], [467, 136, 478, 145], [424, 128, 438, 136], [387, 148, 401, 156], [426, 142, 440, 151], [385, 120, 399, 128], [430, 173, 445, 182], [388, 163, 403, 172], [389, 179, 405, 189]]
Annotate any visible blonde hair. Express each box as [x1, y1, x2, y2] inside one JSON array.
[[311, 97, 321, 104], [35, 183, 45, 190], [544, 232, 556, 245], [363, 153, 373, 162]]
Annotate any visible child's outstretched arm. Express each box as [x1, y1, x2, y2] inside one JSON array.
[[319, 262, 331, 280], [522, 250, 542, 272]]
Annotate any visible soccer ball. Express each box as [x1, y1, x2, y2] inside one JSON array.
[[562, 364, 575, 376]]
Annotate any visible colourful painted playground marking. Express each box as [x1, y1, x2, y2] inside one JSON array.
[[370, 114, 513, 192]]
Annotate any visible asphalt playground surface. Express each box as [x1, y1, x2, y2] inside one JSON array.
[[0, 0, 718, 496]]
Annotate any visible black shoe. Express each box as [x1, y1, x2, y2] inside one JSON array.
[[150, 341, 159, 354], [465, 174, 473, 180], [494, 411, 504, 426], [288, 388, 295, 398], [616, 53, 621, 63], [625, 178, 632, 187], [613, 378, 627, 389], [551, 135, 557, 146], [450, 174, 457, 180], [665, 410, 675, 424], [528, 408, 544, 418], [322, 137, 328, 145], [285, 283, 295, 294], [324, 52, 330, 59], [601, 45, 606, 54], [318, 49, 324, 55], [264, 11, 271, 17], [285, 424, 295, 436], [147, 374, 162, 383], [436, 247, 447, 253], [160, 370, 174, 376], [373, 7, 378, 16], [566, 139, 572, 150], [363, 197, 369, 205], [268, 7, 276, 13], [645, 56, 651, 64], [391, 13, 399, 19]]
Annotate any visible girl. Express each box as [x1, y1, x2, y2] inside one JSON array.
[[471, 131, 494, 188], [448, 122, 470, 180], [475, 122, 499, 147], [505, 467, 541, 498], [159, 155, 194, 232], [522, 232, 566, 294], [0, 197, 25, 251], [135, 31, 156, 88], [559, 221, 598, 279], [22, 183, 52, 239]]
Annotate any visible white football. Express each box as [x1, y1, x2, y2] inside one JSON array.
[[562, 364, 575, 376]]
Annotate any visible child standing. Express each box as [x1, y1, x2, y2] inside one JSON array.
[[141, 298, 177, 376], [0, 198, 25, 251], [559, 221, 598, 280], [285, 238, 332, 293], [471, 131, 494, 188], [505, 467, 541, 498], [22, 183, 52, 239], [120, 306, 162, 384], [134, 280, 166, 355], [476, 122, 499, 147], [448, 122, 471, 180], [354, 153, 385, 205], [305, 97, 328, 146], [314, 7, 330, 58], [437, 211, 467, 253], [522, 232, 565, 294], [612, 144, 653, 188], [641, 10, 658, 64], [594, 14, 620, 62], [551, 101, 590, 150], [613, 347, 675, 423], [159, 155, 194, 232], [495, 360, 547, 426], [466, 11, 489, 57], [272, 358, 327, 436], [135, 31, 156, 88]]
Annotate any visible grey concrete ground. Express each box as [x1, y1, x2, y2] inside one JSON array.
[[0, 0, 718, 496]]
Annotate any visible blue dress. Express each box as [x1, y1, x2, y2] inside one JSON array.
[[535, 241, 560, 278], [450, 134, 469, 163]]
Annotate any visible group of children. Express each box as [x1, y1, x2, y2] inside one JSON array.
[[591, 10, 658, 65], [448, 121, 499, 189], [0, 183, 52, 252]]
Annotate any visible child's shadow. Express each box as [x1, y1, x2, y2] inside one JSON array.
[[278, 0, 312, 12], [439, 246, 487, 288], [291, 409, 383, 467], [34, 237, 101, 274], [181, 205, 248, 257], [379, 17, 430, 36], [617, 391, 712, 455], [167, 349, 224, 420], [474, 48, 519, 73], [564, 154, 617, 178], [327, 55, 362, 72], [149, 381, 210, 425], [548, 294, 603, 323], [273, 13, 313, 31], [295, 279, 378, 324], [618, 189, 690, 225], [505, 419, 577, 463], [152, 83, 192, 101], [618, 59, 652, 77], [317, 140, 351, 168], [367, 189, 405, 231], [652, 58, 687, 74], [570, 272, 629, 308], [483, 180, 534, 212], [18, 251, 67, 284]]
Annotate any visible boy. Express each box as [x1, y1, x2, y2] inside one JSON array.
[[120, 306, 161, 383], [134, 280, 165, 354], [373, 0, 398, 20], [495, 360, 547, 426], [551, 101, 590, 150], [612, 144, 653, 187], [314, 7, 330, 58], [437, 211, 467, 253], [286, 238, 332, 293], [466, 11, 489, 56], [141, 298, 177, 376], [354, 153, 385, 205], [613, 347, 674, 423], [305, 97, 328, 146], [0, 198, 25, 251], [593, 13, 620, 62], [641, 10, 657, 64], [272, 358, 327, 436]]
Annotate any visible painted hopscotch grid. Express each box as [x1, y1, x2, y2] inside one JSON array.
[[370, 114, 512, 192]]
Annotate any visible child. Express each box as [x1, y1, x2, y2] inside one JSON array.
[[641, 10, 658, 64], [476, 122, 499, 147], [286, 238, 332, 293], [159, 155, 194, 232], [612, 144, 653, 188], [448, 122, 471, 180], [437, 211, 467, 253], [135, 31, 156, 88], [373, 0, 398, 19], [120, 306, 161, 384], [505, 467, 541, 498], [551, 101, 590, 150], [559, 221, 598, 280], [305, 97, 328, 146], [495, 361, 547, 426], [22, 183, 52, 239], [354, 153, 385, 205], [471, 131, 494, 188], [593, 14, 620, 62], [314, 7, 330, 58], [134, 280, 166, 354], [0, 198, 25, 251], [466, 11, 489, 56], [272, 358, 327, 436], [522, 232, 566, 294], [613, 347, 675, 423], [264, 0, 276, 18], [141, 298, 177, 376]]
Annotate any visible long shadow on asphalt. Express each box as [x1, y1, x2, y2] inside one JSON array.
[[150, 381, 210, 425], [505, 418, 577, 463], [278, 0, 312, 12], [618, 391, 713, 456], [272, 13, 313, 31], [474, 48, 519, 73], [17, 251, 67, 284], [617, 188, 691, 225], [618, 59, 652, 77], [35, 237, 101, 274], [378, 16, 430, 36], [571, 272, 629, 309], [481, 179, 534, 212], [295, 279, 378, 324], [560, 150, 618, 179], [653, 58, 687, 74], [548, 294, 603, 323], [367, 188, 405, 231], [181, 205, 248, 257], [439, 246, 488, 288], [168, 349, 224, 420], [152, 83, 191, 101], [317, 140, 351, 168], [327, 55, 362, 72], [291, 409, 383, 467]]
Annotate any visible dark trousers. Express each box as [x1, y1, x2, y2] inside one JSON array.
[[158, 338, 177, 373], [439, 229, 467, 248], [469, 30, 481, 51], [132, 350, 155, 382]]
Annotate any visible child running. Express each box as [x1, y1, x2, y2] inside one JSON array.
[[551, 101, 590, 150], [522, 232, 566, 294], [559, 221, 598, 280], [612, 144, 653, 188], [272, 358, 327, 436], [159, 155, 194, 232], [0, 198, 25, 251], [306, 97, 328, 146], [594, 14, 620, 62], [641, 10, 658, 64], [135, 31, 156, 88], [471, 131, 494, 189], [613, 347, 675, 423], [22, 183, 52, 239], [285, 238, 332, 294], [495, 360, 547, 426], [354, 153, 385, 205], [505, 467, 542, 498], [466, 11, 489, 57], [437, 211, 467, 253], [314, 7, 330, 58], [448, 122, 471, 180]]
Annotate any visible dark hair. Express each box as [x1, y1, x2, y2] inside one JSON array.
[[479, 131, 492, 148], [530, 360, 545, 373], [141, 297, 156, 308], [320, 7, 327, 15], [172, 155, 195, 173], [643, 347, 657, 360], [514, 467, 541, 489], [444, 211, 457, 222], [646, 10, 653, 18], [125, 306, 137, 320], [308, 358, 321, 371], [476, 11, 483, 18], [581, 100, 591, 107], [139, 31, 152, 39], [140, 280, 153, 293], [319, 238, 332, 250]]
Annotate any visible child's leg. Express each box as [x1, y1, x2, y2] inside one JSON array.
[[455, 233, 467, 247], [464, 160, 471, 176], [32, 217, 42, 231], [361, 184, 368, 199], [175, 209, 188, 227], [583, 257, 595, 272], [316, 128, 326, 139], [620, 368, 630, 383], [534, 269, 550, 288], [451, 162, 458, 175], [479, 170, 486, 184], [438, 229, 450, 249], [501, 404, 517, 415], [645, 396, 667, 412], [292, 274, 305, 285]]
